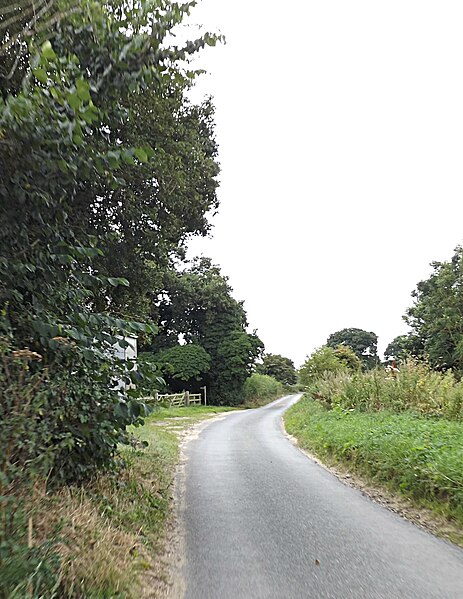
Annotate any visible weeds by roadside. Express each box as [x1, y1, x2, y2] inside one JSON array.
[[308, 360, 463, 419], [0, 406, 232, 598], [285, 396, 463, 545], [286, 360, 463, 545]]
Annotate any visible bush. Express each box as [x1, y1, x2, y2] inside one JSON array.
[[0, 337, 156, 597], [308, 360, 463, 419], [243, 374, 283, 406], [0, 0, 214, 489], [299, 346, 361, 387], [0, 337, 152, 488], [150, 344, 211, 393]]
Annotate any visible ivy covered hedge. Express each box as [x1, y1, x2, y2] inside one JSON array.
[[0, 0, 221, 489]]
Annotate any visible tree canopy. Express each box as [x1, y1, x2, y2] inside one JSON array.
[[152, 344, 211, 392], [405, 246, 463, 373], [326, 328, 379, 369], [257, 353, 297, 385], [299, 345, 361, 386], [145, 258, 264, 404], [87, 87, 220, 318], [384, 334, 423, 364]]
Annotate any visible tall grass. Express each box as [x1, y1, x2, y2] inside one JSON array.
[[309, 360, 463, 419], [1, 406, 236, 597], [1, 427, 179, 599]]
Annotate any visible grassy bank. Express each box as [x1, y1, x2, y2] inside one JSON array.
[[1, 405, 233, 598], [285, 396, 463, 542]]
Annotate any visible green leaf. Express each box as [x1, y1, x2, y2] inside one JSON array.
[[134, 148, 148, 163], [41, 40, 57, 61], [94, 158, 105, 174], [67, 92, 81, 111], [122, 148, 135, 164], [81, 108, 98, 124], [58, 159, 68, 173], [106, 150, 121, 169], [33, 68, 48, 84], [50, 87, 60, 100], [141, 144, 155, 159], [76, 78, 91, 102], [108, 277, 130, 287]]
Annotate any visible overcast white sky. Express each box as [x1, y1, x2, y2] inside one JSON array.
[[184, 0, 463, 367]]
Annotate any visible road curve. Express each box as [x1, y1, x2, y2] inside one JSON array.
[[176, 395, 463, 598]]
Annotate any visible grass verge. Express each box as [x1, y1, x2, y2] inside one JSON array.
[[284, 396, 463, 545], [3, 405, 233, 598]]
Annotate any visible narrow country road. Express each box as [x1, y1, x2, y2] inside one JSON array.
[[175, 395, 463, 599]]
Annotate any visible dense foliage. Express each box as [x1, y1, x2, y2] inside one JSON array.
[[405, 247, 463, 374], [305, 360, 463, 420], [89, 88, 220, 318], [243, 373, 283, 407], [326, 327, 379, 369], [0, 1, 226, 594], [256, 353, 297, 385], [299, 345, 361, 386], [145, 258, 264, 404], [0, 0, 221, 484], [152, 344, 211, 392], [384, 334, 423, 364]]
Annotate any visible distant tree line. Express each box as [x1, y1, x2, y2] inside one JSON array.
[[256, 353, 297, 385], [300, 245, 463, 382]]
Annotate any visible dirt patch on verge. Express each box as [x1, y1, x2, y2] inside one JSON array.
[[283, 425, 463, 548]]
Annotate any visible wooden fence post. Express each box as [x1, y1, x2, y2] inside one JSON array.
[[154, 391, 158, 403], [184, 391, 190, 406]]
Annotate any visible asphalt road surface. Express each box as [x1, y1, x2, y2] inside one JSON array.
[[177, 394, 463, 598]]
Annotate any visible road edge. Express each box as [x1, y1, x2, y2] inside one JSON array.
[[280, 396, 463, 550], [164, 411, 241, 598]]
